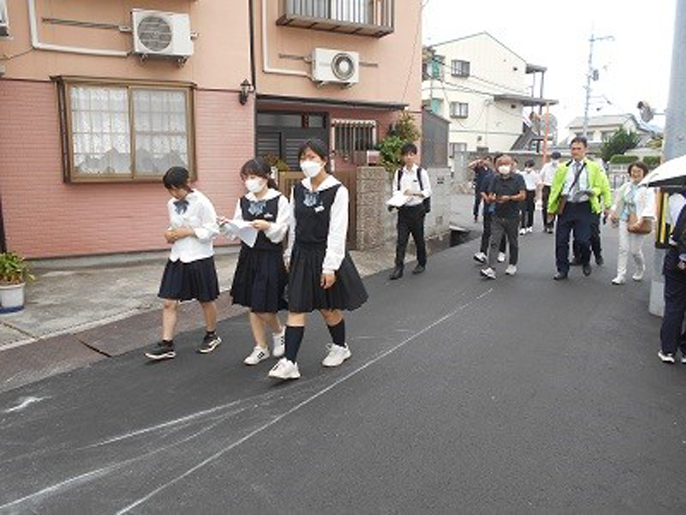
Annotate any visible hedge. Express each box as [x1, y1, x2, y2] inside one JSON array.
[[609, 155, 639, 165]]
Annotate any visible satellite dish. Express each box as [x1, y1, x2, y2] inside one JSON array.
[[637, 100, 654, 123]]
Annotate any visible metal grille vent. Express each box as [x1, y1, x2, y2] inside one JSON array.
[[137, 15, 173, 52]]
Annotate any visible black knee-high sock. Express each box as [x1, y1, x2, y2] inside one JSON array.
[[284, 326, 305, 362], [327, 319, 346, 347]]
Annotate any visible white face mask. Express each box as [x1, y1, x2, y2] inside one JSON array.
[[498, 165, 512, 175], [300, 160, 323, 179], [245, 178, 265, 194]]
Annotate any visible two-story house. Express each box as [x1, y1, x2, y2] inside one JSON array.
[[422, 32, 556, 164], [0, 0, 421, 259]]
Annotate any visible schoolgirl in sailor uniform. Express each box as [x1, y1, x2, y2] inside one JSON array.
[[145, 166, 222, 361], [269, 139, 368, 380], [219, 159, 289, 365]]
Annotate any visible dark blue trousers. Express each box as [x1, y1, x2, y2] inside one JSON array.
[[660, 248, 686, 355], [555, 201, 593, 274]]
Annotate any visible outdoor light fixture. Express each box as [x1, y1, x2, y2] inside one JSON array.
[[239, 79, 254, 105]]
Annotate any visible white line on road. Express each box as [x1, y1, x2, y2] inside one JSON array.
[[2, 396, 47, 414], [115, 288, 494, 514]]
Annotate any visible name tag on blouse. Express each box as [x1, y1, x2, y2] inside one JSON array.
[[314, 206, 324, 213], [264, 213, 274, 219]]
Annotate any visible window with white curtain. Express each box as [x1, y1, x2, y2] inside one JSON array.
[[60, 80, 194, 182]]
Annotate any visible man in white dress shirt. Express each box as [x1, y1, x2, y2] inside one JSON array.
[[539, 151, 561, 233], [389, 143, 432, 280]]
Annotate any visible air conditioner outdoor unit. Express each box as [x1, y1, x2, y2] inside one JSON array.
[[311, 48, 359, 86], [132, 9, 193, 61], [0, 0, 9, 38]]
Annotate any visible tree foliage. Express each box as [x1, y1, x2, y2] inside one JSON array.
[[600, 128, 640, 163], [377, 112, 420, 173]]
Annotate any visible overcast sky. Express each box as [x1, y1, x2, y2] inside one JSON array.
[[422, 0, 677, 135]]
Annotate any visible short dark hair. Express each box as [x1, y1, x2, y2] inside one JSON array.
[[400, 142, 418, 156], [570, 136, 588, 148], [525, 159, 536, 168], [240, 158, 278, 190], [628, 161, 650, 178], [298, 138, 329, 163], [163, 166, 191, 190], [551, 151, 562, 160]]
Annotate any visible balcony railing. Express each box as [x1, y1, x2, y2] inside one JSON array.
[[278, 0, 394, 38]]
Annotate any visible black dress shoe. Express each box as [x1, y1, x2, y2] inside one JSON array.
[[570, 259, 582, 266], [595, 256, 604, 266], [553, 272, 568, 281], [412, 265, 426, 275], [389, 267, 404, 280], [582, 263, 592, 276]]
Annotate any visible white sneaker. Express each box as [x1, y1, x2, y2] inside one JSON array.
[[611, 276, 626, 285], [480, 267, 496, 280], [632, 271, 645, 282], [519, 228, 527, 235], [497, 252, 506, 263], [473, 252, 487, 264], [322, 344, 351, 367], [527, 227, 534, 234], [244, 346, 270, 366], [505, 265, 517, 276], [658, 350, 676, 364], [272, 328, 285, 358], [268, 358, 301, 379]]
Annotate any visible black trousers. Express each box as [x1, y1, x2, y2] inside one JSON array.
[[521, 190, 536, 229], [473, 193, 482, 219], [573, 213, 602, 261], [395, 204, 427, 268], [541, 185, 553, 229], [555, 201, 593, 274], [480, 210, 507, 255], [661, 249, 686, 355]]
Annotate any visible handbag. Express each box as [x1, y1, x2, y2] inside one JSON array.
[[627, 212, 653, 234]]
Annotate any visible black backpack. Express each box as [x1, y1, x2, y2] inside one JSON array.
[[397, 166, 431, 213]]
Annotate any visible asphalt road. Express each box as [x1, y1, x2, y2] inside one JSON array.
[[2, 228, 685, 514]]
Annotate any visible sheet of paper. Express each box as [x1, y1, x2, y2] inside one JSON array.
[[224, 219, 259, 248], [386, 192, 411, 208]]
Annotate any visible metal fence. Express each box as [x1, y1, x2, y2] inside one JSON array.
[[282, 0, 394, 28]]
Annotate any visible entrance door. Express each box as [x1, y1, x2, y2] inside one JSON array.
[[256, 110, 357, 248], [256, 111, 329, 172]]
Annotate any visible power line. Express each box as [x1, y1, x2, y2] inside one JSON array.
[[401, 0, 429, 103]]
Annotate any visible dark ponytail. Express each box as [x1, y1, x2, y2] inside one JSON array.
[[240, 158, 278, 190]]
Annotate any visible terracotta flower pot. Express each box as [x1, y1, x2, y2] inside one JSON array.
[[0, 282, 25, 313]]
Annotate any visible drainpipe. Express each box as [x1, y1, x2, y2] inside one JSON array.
[[28, 0, 128, 57], [261, 0, 309, 77], [0, 194, 6, 253]]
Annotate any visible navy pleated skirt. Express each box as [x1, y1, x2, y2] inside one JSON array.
[[158, 256, 220, 303], [230, 247, 288, 313], [288, 243, 368, 313]]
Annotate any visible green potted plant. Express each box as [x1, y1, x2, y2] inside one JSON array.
[[0, 251, 34, 313]]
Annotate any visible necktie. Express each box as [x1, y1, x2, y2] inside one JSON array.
[[174, 199, 189, 214]]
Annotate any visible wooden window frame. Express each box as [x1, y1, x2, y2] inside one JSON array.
[[55, 76, 196, 184]]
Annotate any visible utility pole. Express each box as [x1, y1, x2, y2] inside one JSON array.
[[582, 33, 613, 138], [649, 0, 686, 316]]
